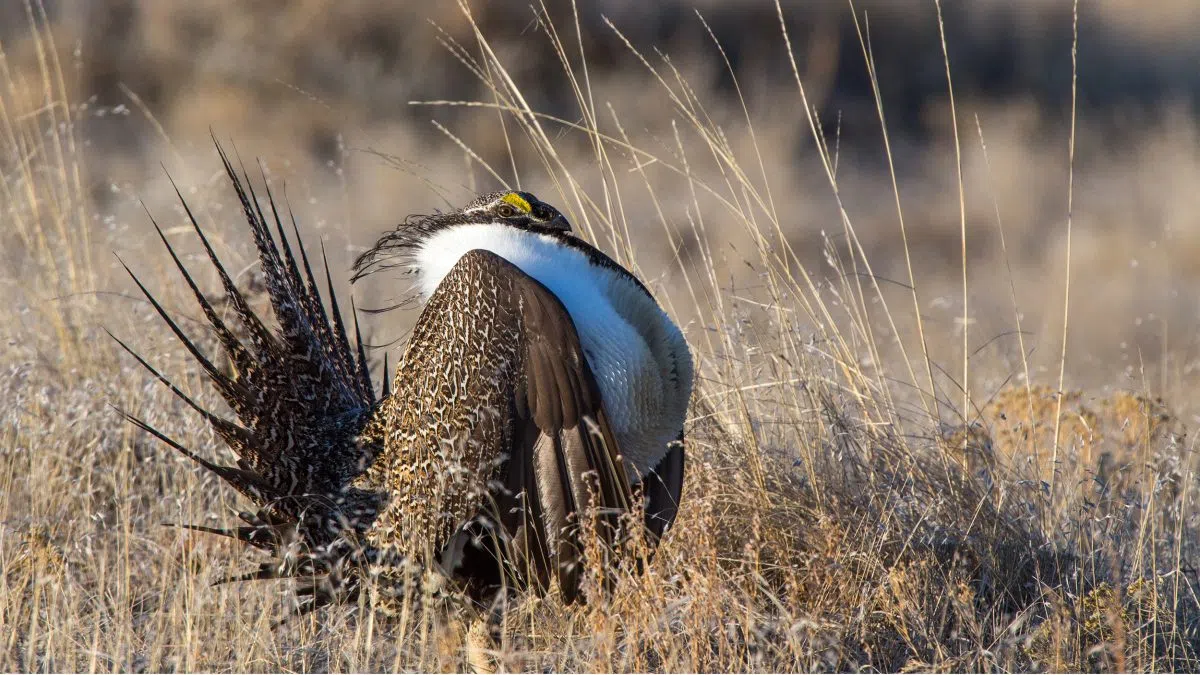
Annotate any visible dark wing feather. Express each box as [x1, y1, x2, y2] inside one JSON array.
[[504, 254, 634, 600], [642, 441, 685, 541]]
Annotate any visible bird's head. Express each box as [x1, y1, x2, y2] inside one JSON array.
[[462, 190, 571, 232], [350, 190, 571, 284]]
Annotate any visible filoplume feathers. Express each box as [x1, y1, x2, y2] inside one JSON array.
[[116, 146, 693, 615]]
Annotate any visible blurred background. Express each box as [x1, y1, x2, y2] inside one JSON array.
[[6, 0, 1200, 404]]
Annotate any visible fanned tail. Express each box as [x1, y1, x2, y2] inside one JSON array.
[[113, 140, 385, 599]]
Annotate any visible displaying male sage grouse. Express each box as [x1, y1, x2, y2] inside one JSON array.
[[114, 144, 693, 618]]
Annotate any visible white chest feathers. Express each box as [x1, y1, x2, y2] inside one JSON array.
[[413, 223, 693, 477]]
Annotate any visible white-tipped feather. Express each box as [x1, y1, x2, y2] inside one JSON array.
[[414, 223, 692, 476]]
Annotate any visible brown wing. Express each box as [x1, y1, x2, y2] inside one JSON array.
[[507, 264, 636, 601], [368, 248, 633, 602]]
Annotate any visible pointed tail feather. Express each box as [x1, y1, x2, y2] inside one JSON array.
[[113, 140, 388, 600]]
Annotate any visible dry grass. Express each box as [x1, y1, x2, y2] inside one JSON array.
[[3, 1, 1200, 671]]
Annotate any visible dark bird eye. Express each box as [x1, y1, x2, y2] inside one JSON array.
[[495, 204, 518, 218]]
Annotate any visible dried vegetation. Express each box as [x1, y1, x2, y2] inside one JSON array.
[[3, 1, 1200, 671]]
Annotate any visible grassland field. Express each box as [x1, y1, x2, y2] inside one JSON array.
[[4, 1, 1200, 671]]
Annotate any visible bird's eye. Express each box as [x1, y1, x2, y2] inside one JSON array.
[[496, 204, 518, 218]]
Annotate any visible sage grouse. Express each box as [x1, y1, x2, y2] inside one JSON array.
[[115, 145, 693, 615]]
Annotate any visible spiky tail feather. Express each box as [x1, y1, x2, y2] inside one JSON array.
[[113, 140, 385, 616]]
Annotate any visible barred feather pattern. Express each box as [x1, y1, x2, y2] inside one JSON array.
[[359, 254, 523, 558]]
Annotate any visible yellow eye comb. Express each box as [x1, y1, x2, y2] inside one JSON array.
[[500, 192, 532, 213]]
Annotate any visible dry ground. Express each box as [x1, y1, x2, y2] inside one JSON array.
[[3, 1, 1200, 671]]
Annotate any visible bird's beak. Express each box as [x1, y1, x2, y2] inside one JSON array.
[[548, 214, 572, 232]]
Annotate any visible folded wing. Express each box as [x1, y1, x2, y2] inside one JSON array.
[[368, 248, 635, 602]]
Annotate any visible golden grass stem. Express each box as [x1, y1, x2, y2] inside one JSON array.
[[1050, 0, 1080, 504]]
